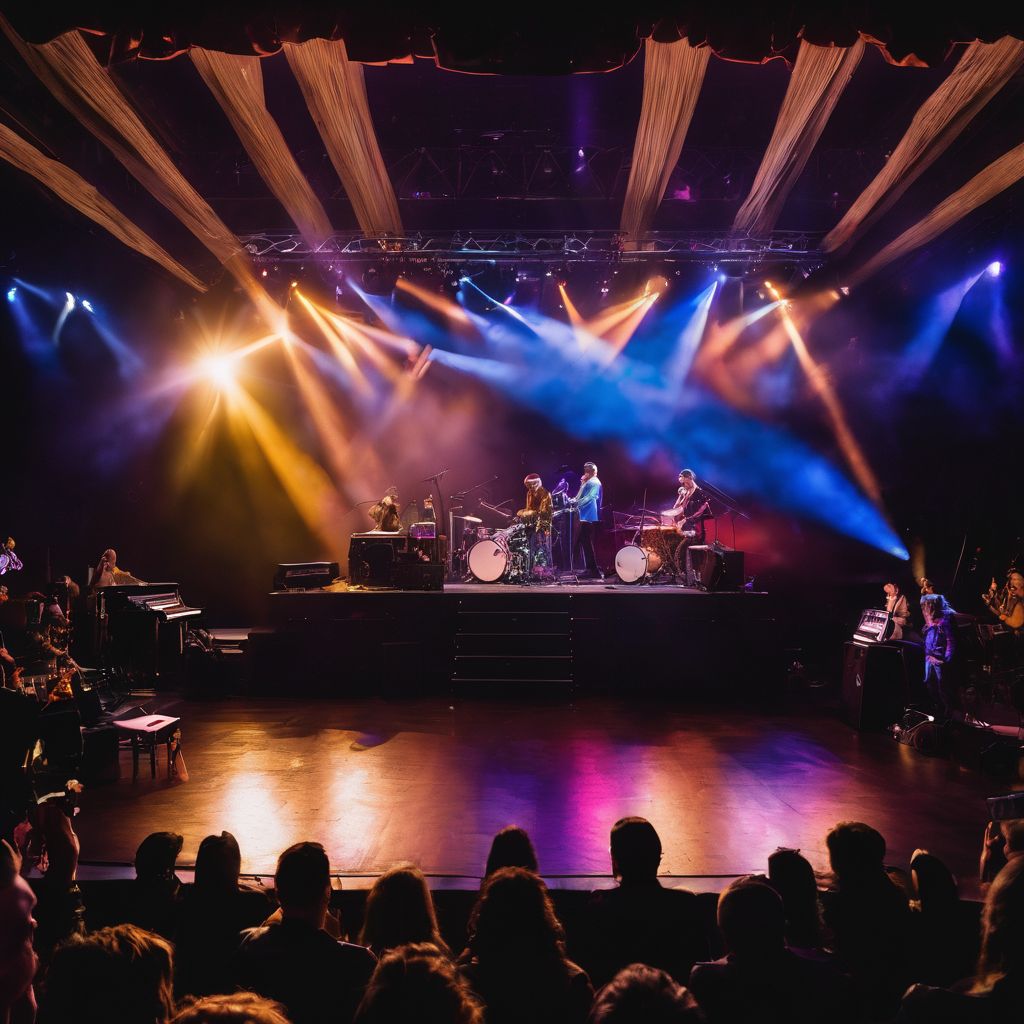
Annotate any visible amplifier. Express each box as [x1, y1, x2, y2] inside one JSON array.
[[273, 562, 340, 591], [393, 563, 445, 592], [349, 535, 406, 587], [688, 546, 745, 591]]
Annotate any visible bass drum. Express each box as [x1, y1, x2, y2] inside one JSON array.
[[468, 538, 509, 583], [614, 544, 649, 584]]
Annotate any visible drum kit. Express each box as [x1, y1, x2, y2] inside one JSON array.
[[466, 520, 531, 584], [611, 509, 697, 585]]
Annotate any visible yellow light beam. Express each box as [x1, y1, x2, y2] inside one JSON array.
[[773, 296, 882, 504], [396, 276, 473, 327]]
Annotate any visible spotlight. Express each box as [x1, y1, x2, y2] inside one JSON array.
[[81, 299, 94, 313], [987, 260, 1003, 278], [65, 292, 75, 310], [6, 287, 15, 302], [261, 269, 269, 278], [644, 275, 669, 296], [577, 147, 585, 159], [290, 280, 299, 290], [197, 353, 237, 390]]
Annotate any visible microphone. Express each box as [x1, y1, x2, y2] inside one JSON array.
[[421, 468, 449, 482]]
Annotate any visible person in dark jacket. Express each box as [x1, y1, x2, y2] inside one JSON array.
[[235, 842, 375, 1024]]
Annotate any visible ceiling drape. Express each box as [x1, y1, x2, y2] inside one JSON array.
[[847, 140, 1024, 287], [0, 19, 279, 317], [823, 36, 1024, 255], [191, 47, 334, 249], [620, 37, 710, 244], [732, 39, 864, 237], [0, 120, 206, 291], [283, 37, 402, 236]]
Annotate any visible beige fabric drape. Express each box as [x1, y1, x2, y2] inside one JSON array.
[[620, 38, 710, 243], [0, 20, 274, 314], [847, 140, 1024, 287], [0, 121, 205, 290], [824, 36, 1024, 254], [733, 40, 864, 237], [283, 38, 402, 236], [191, 48, 333, 248]]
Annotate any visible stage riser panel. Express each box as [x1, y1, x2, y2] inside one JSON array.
[[258, 588, 779, 697]]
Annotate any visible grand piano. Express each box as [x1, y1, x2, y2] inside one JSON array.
[[96, 583, 202, 682]]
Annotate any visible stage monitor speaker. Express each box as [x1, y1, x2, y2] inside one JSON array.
[[273, 562, 339, 591], [689, 547, 745, 591], [393, 563, 444, 592], [841, 641, 911, 731]]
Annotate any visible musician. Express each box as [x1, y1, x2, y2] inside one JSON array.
[[519, 474, 553, 576], [0, 537, 22, 576], [921, 594, 957, 721], [91, 549, 143, 589], [369, 487, 403, 532], [983, 571, 1024, 631], [668, 470, 712, 543], [570, 462, 603, 579], [883, 582, 912, 640], [919, 577, 936, 596]]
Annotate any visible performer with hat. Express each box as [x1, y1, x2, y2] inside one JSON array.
[[519, 474, 553, 579]]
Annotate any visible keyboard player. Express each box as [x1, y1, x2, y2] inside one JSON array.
[[368, 487, 403, 532], [91, 548, 145, 589]]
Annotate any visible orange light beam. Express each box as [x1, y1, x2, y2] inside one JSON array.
[[396, 276, 473, 327], [772, 295, 882, 503]]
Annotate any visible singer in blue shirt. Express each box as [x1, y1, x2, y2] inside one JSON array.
[[571, 461, 603, 579]]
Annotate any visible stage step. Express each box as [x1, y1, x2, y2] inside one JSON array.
[[452, 603, 574, 693]]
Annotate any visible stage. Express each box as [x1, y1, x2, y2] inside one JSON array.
[[71, 695, 994, 896], [250, 583, 777, 697]]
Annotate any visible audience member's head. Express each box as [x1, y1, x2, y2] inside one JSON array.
[[588, 964, 702, 1024], [194, 831, 243, 895], [910, 851, 958, 913], [171, 992, 292, 1024], [998, 819, 1024, 862], [972, 856, 1024, 994], [767, 847, 822, 946], [355, 943, 482, 1024], [716, 876, 786, 958], [610, 818, 662, 883], [40, 924, 174, 1024], [359, 863, 449, 955], [274, 842, 330, 925], [826, 821, 887, 886], [135, 831, 183, 884], [484, 825, 538, 878], [467, 867, 566, 964], [0, 840, 37, 1019]]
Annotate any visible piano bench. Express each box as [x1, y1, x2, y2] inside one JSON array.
[[112, 713, 183, 782]]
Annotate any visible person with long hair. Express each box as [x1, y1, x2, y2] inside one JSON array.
[[921, 594, 957, 720], [355, 943, 482, 1024], [898, 856, 1024, 1021], [358, 864, 449, 958], [460, 868, 593, 1024], [766, 848, 824, 953], [484, 826, 538, 879]]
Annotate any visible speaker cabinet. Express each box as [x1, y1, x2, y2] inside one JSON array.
[[841, 641, 915, 731], [689, 547, 745, 591]]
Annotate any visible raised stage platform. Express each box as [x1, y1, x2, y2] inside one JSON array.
[[253, 584, 778, 697]]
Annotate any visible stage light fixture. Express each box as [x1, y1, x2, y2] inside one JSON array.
[[65, 292, 75, 310], [290, 280, 299, 289], [644, 275, 669, 296], [197, 352, 237, 390], [81, 299, 94, 313], [987, 260, 1003, 278], [6, 287, 15, 302]]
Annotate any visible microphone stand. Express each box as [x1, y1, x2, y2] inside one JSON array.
[[422, 468, 451, 578], [698, 480, 750, 552], [445, 475, 498, 581]]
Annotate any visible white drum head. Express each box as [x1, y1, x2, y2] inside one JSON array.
[[469, 539, 508, 583], [614, 544, 648, 583]]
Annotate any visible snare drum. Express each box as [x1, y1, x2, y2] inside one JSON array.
[[614, 545, 649, 584]]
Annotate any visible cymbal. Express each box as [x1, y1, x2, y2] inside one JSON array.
[[460, 515, 482, 524]]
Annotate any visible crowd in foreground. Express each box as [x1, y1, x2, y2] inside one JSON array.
[[1, 814, 1023, 1024]]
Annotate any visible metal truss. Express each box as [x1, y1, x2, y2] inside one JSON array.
[[241, 230, 822, 265]]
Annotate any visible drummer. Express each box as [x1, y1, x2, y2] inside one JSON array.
[[518, 473, 553, 577]]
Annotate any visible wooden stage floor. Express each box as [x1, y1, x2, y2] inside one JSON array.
[[74, 696, 999, 894]]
